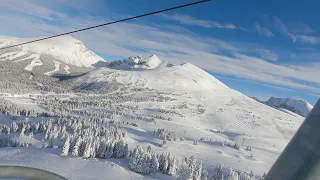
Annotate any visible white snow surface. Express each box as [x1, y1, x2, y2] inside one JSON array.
[[109, 55, 165, 70], [0, 55, 307, 179], [0, 35, 106, 68], [81, 61, 228, 92], [72, 56, 305, 174], [265, 97, 313, 117]]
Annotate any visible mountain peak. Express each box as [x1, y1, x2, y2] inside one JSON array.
[[265, 97, 313, 117], [0, 35, 106, 75], [108, 55, 163, 70]]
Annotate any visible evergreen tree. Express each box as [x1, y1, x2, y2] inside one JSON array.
[[97, 141, 106, 158], [61, 136, 70, 156], [71, 137, 82, 157], [225, 168, 239, 180], [194, 161, 202, 180], [212, 164, 224, 180], [188, 155, 197, 178], [83, 140, 92, 158], [239, 172, 250, 180], [11, 122, 18, 133], [150, 153, 159, 173], [201, 168, 209, 180], [104, 141, 114, 158], [113, 140, 128, 158], [167, 153, 178, 176], [176, 160, 193, 180]]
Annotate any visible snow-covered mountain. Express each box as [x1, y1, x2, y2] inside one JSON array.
[[264, 97, 313, 117], [69, 55, 305, 175], [75, 56, 228, 92], [0, 36, 106, 75], [108, 55, 163, 70], [0, 41, 307, 179]]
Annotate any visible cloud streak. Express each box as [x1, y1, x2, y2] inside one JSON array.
[[255, 23, 274, 37], [272, 17, 318, 45], [296, 35, 320, 45], [160, 13, 237, 29]]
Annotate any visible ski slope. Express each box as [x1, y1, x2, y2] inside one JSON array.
[[71, 56, 305, 174], [0, 51, 307, 179]]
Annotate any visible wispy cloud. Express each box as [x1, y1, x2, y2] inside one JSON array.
[[255, 23, 274, 37], [287, 22, 314, 34], [0, 1, 319, 95], [257, 49, 278, 61], [160, 13, 237, 29], [0, 0, 66, 20], [273, 18, 297, 43], [296, 35, 320, 45], [272, 17, 318, 45]]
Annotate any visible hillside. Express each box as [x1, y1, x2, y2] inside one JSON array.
[[0, 36, 106, 75], [0, 41, 305, 179], [68, 55, 304, 174]]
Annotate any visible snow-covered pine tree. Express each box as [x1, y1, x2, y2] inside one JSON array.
[[142, 153, 152, 174], [34, 123, 40, 134], [71, 137, 82, 157], [11, 122, 18, 133], [211, 164, 224, 180], [194, 161, 202, 180], [97, 140, 106, 158], [176, 160, 192, 180], [89, 139, 97, 158], [19, 125, 26, 137], [113, 140, 128, 158], [83, 140, 92, 158], [61, 136, 70, 156], [104, 140, 114, 158], [159, 153, 169, 174], [239, 172, 250, 180], [6, 126, 10, 134], [129, 145, 143, 173], [44, 129, 50, 140], [249, 171, 255, 178], [201, 168, 209, 180], [47, 140, 54, 148], [188, 155, 197, 178], [150, 153, 159, 173], [167, 153, 178, 176], [225, 168, 239, 180], [78, 139, 87, 157]]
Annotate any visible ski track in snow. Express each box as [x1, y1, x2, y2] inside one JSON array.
[[64, 65, 70, 74], [25, 54, 42, 71]]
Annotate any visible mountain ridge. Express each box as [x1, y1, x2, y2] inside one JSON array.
[[0, 35, 106, 75], [250, 96, 313, 117]]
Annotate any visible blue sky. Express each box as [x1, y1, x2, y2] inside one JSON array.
[[0, 0, 319, 105]]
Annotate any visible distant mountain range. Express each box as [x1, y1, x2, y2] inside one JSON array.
[[251, 97, 313, 117]]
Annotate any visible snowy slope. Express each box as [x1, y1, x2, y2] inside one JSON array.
[[264, 97, 313, 117], [71, 55, 304, 174], [0, 54, 306, 178], [0, 36, 106, 74]]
